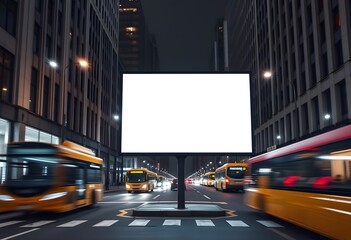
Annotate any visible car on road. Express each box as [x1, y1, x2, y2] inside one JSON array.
[[171, 179, 178, 191], [170, 179, 187, 191]]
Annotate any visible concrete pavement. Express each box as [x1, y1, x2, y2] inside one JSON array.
[[133, 203, 226, 217]]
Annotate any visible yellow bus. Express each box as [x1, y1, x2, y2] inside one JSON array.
[[201, 172, 215, 186], [214, 163, 247, 192], [0, 141, 103, 213], [245, 124, 351, 240], [125, 168, 157, 193]]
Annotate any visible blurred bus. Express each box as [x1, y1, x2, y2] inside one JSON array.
[[0, 141, 103, 213], [214, 163, 247, 192], [201, 172, 215, 186], [125, 168, 157, 193], [245, 124, 351, 240]]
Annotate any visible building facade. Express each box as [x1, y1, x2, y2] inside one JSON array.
[[210, 18, 229, 72], [227, 0, 351, 155], [0, 0, 122, 188], [119, 0, 159, 72]]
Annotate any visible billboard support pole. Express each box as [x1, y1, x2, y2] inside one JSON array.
[[177, 155, 186, 209]]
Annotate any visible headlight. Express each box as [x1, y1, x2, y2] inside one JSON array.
[[39, 192, 67, 201], [0, 195, 14, 201], [126, 184, 131, 189], [142, 184, 147, 189]]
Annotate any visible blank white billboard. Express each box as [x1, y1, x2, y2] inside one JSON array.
[[121, 73, 252, 154]]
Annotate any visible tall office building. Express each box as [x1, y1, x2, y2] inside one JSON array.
[[119, 0, 159, 72], [227, 0, 351, 155], [210, 19, 227, 72], [0, 0, 121, 188]]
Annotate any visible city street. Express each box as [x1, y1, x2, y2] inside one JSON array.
[[0, 184, 329, 240]]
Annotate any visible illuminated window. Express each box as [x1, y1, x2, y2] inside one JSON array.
[[125, 27, 136, 32], [120, 8, 137, 12]]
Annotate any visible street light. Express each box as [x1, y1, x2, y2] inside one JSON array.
[[49, 60, 58, 68], [60, 58, 89, 142], [263, 71, 272, 78]]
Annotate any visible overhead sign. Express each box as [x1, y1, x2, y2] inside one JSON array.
[[121, 73, 252, 155]]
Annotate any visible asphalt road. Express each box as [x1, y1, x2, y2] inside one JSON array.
[[0, 184, 330, 240]]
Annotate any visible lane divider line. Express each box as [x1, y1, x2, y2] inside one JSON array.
[[153, 194, 161, 200], [203, 195, 211, 200]]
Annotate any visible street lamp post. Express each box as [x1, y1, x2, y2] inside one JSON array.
[[60, 59, 88, 143]]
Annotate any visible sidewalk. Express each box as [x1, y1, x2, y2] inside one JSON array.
[[104, 185, 125, 193]]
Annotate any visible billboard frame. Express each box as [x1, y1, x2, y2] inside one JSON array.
[[118, 71, 253, 157]]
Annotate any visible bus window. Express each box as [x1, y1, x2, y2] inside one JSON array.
[[7, 157, 56, 188], [227, 167, 246, 179], [126, 172, 146, 182], [76, 168, 85, 200]]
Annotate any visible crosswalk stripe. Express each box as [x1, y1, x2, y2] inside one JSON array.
[[93, 220, 119, 227], [21, 221, 56, 228], [57, 220, 87, 227], [0, 221, 25, 228], [226, 220, 249, 227], [128, 220, 150, 226], [257, 220, 283, 227], [163, 220, 181, 226], [0, 219, 287, 229], [195, 220, 215, 227]]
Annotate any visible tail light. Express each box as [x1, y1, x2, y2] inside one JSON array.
[[225, 178, 229, 184]]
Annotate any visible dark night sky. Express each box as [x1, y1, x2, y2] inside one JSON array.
[[141, 0, 228, 72]]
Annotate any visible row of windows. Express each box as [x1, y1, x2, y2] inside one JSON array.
[[0, 46, 13, 102], [254, 0, 350, 129], [256, 80, 349, 153], [65, 163, 102, 185], [27, 0, 119, 143], [0, 0, 17, 36]]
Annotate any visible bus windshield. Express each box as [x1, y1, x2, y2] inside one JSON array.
[[6, 156, 57, 187], [227, 167, 246, 179], [126, 172, 146, 182]]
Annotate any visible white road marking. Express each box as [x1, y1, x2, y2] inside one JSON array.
[[0, 228, 40, 240], [21, 221, 56, 228], [128, 219, 150, 226], [153, 194, 160, 200], [93, 220, 119, 227], [257, 220, 283, 227], [57, 220, 87, 227], [203, 195, 211, 200], [98, 201, 227, 205], [226, 220, 249, 227], [0, 221, 24, 228], [195, 220, 215, 227], [163, 220, 181, 226], [269, 229, 296, 240]]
